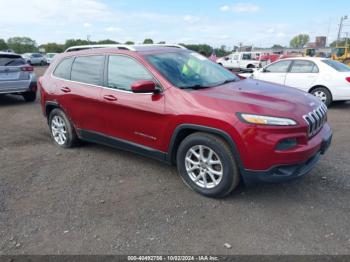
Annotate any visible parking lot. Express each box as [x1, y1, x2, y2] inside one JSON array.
[[0, 66, 349, 255]]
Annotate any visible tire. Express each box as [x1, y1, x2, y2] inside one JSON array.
[[48, 108, 78, 148], [22, 91, 37, 102], [218, 63, 223, 66], [176, 132, 240, 198], [247, 64, 255, 69], [310, 87, 332, 107], [40, 61, 45, 66]]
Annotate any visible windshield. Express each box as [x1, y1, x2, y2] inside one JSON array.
[[145, 51, 239, 89], [332, 48, 345, 57], [322, 59, 350, 72]]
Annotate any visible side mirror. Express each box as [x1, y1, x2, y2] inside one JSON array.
[[131, 80, 157, 93]]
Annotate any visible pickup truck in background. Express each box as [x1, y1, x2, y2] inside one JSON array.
[[217, 52, 262, 71]]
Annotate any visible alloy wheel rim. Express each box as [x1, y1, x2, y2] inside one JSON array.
[[51, 115, 67, 145], [314, 91, 327, 103], [185, 145, 223, 189]]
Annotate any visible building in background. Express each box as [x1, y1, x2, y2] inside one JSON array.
[[316, 36, 327, 48]]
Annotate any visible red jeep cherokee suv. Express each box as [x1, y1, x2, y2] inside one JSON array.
[[39, 45, 332, 197]]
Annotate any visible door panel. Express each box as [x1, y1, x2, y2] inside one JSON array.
[[100, 55, 166, 150], [100, 89, 166, 150], [255, 60, 292, 85], [285, 60, 319, 92], [53, 55, 106, 133]]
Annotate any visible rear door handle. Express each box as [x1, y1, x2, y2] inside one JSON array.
[[60, 87, 71, 93], [103, 94, 118, 101]]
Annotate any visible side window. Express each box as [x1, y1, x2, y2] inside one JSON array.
[[265, 60, 291, 73], [71, 55, 104, 85], [53, 57, 74, 80], [242, 53, 252, 60], [290, 60, 319, 73], [107, 55, 153, 91]]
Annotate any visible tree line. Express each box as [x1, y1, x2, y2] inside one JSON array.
[[0, 36, 232, 57], [1, 35, 349, 56]]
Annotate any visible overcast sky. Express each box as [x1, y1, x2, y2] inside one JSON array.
[[0, 0, 348, 47]]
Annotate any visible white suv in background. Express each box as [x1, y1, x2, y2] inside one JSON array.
[[217, 52, 262, 71], [251, 57, 350, 106]]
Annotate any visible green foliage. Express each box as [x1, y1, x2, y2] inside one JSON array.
[[182, 44, 213, 57], [143, 39, 154, 44], [272, 44, 284, 49], [7, 37, 37, 53], [125, 41, 135, 45], [0, 39, 8, 51], [214, 47, 231, 57], [97, 39, 119, 44], [39, 43, 64, 53], [289, 34, 310, 48], [64, 39, 90, 50], [330, 39, 350, 48]]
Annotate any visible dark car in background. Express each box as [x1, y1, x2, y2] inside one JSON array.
[[0, 52, 37, 102]]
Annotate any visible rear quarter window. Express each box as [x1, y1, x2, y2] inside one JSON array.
[[53, 57, 74, 80]]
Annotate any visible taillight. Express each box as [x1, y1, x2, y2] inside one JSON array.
[[346, 77, 350, 83], [21, 66, 34, 72]]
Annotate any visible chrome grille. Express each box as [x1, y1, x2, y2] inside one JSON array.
[[303, 104, 328, 137]]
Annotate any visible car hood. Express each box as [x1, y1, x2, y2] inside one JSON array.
[[192, 78, 321, 117]]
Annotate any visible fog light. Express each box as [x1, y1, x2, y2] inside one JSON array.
[[276, 138, 298, 151]]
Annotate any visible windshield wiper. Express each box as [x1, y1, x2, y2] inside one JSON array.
[[216, 78, 239, 86], [179, 84, 209, 90]]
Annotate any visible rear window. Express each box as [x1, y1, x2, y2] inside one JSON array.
[[0, 55, 26, 66], [53, 57, 74, 80], [322, 60, 350, 72], [71, 55, 104, 85]]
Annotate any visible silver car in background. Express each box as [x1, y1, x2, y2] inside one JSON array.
[[0, 52, 37, 102], [45, 53, 58, 64], [22, 53, 47, 66]]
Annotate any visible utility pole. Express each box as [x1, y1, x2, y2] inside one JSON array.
[[337, 15, 348, 46]]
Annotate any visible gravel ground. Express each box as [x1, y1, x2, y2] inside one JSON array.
[[0, 66, 349, 255]]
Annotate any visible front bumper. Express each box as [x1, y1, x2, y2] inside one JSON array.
[[241, 129, 333, 185]]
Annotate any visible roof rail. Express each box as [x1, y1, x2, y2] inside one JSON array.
[[64, 43, 187, 53], [64, 44, 135, 53], [132, 44, 187, 49]]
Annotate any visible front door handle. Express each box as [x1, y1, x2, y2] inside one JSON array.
[[60, 87, 71, 93], [103, 94, 118, 101]]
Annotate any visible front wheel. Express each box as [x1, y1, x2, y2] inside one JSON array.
[[311, 87, 332, 107], [176, 132, 240, 198]]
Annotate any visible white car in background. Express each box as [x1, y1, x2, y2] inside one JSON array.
[[45, 53, 58, 64], [251, 57, 350, 106], [217, 52, 261, 71], [22, 53, 47, 66]]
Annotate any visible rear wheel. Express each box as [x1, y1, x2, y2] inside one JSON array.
[[176, 132, 240, 198], [247, 64, 255, 69], [48, 109, 78, 148], [22, 91, 36, 102], [311, 87, 332, 107]]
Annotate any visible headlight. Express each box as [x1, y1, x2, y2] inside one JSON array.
[[238, 113, 297, 126]]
